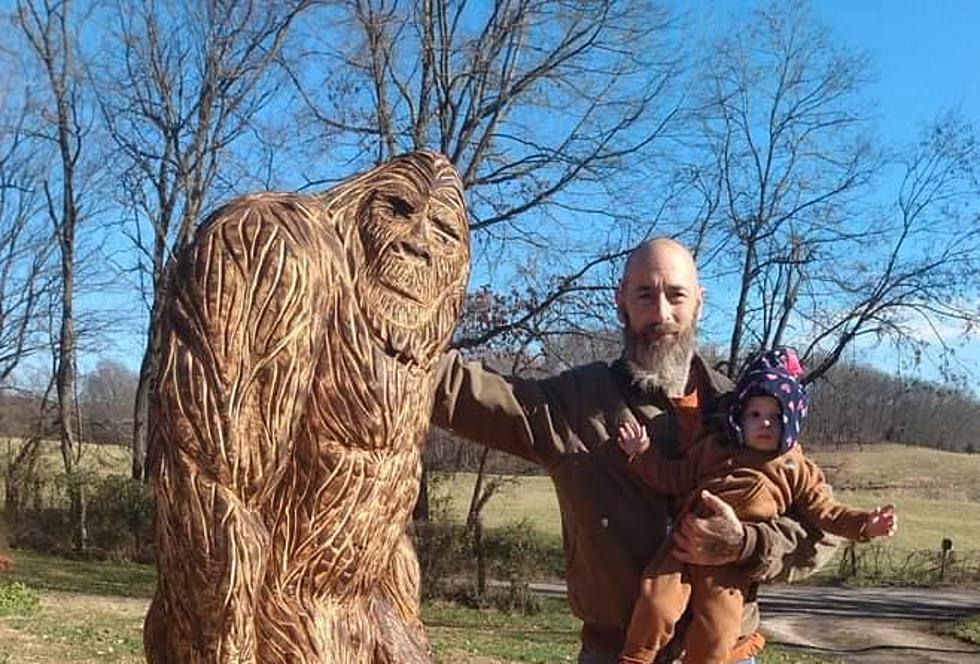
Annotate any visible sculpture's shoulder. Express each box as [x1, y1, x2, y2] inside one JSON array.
[[169, 191, 338, 307], [195, 192, 329, 258]]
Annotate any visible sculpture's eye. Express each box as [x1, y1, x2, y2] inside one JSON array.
[[431, 215, 460, 245], [386, 196, 415, 218]]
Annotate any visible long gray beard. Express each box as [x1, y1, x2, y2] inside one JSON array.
[[623, 323, 696, 397]]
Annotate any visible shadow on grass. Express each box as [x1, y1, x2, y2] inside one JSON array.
[[3, 550, 155, 598]]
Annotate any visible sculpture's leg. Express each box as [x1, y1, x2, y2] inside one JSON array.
[[144, 204, 322, 662], [145, 455, 270, 662], [372, 534, 431, 663]]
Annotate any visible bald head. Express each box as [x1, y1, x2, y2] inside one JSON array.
[[616, 237, 703, 395], [622, 237, 699, 291]]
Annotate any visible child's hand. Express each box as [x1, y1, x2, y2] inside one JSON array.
[[618, 420, 650, 458], [862, 504, 897, 539]]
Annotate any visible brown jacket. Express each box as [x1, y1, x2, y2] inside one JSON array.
[[629, 439, 871, 540], [431, 350, 839, 658]]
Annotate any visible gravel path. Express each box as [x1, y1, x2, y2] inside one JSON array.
[[526, 581, 980, 663], [758, 585, 980, 663]]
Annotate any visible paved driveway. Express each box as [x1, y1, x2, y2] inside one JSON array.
[[759, 585, 980, 663]]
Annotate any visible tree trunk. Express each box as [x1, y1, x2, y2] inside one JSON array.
[[475, 516, 486, 599], [412, 466, 429, 522], [726, 237, 756, 377], [132, 306, 163, 481], [57, 250, 86, 552]]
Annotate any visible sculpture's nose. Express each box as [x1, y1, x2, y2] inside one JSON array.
[[394, 238, 431, 263], [393, 212, 432, 263]]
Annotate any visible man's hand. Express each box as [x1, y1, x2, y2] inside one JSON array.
[[673, 490, 745, 565], [862, 504, 897, 539], [617, 420, 650, 458]]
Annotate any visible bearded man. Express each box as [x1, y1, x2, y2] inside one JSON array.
[[432, 237, 837, 663]]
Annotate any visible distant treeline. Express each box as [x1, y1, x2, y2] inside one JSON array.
[[806, 363, 979, 453], [425, 349, 980, 476], [0, 351, 974, 466]]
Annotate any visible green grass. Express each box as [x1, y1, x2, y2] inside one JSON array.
[[0, 439, 131, 484], [436, 472, 562, 542], [808, 444, 980, 503], [3, 606, 145, 662], [437, 443, 980, 556], [426, 597, 579, 662], [0, 551, 839, 663], [3, 549, 155, 598], [426, 598, 837, 663], [0, 580, 39, 616], [936, 613, 980, 645], [760, 645, 839, 663]]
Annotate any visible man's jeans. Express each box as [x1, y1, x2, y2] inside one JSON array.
[[577, 648, 756, 664]]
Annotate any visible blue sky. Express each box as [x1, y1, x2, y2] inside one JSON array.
[[806, 0, 980, 383], [75, 0, 980, 388], [816, 0, 980, 144], [678, 0, 980, 385]]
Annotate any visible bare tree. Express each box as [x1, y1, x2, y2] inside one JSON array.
[[686, 0, 879, 378], [0, 92, 57, 384], [93, 0, 314, 479], [80, 358, 137, 444], [15, 0, 94, 551], [289, 0, 685, 347], [800, 112, 980, 383]]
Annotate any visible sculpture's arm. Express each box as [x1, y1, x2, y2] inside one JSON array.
[[147, 199, 322, 663]]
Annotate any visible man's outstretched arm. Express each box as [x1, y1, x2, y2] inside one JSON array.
[[431, 349, 565, 465]]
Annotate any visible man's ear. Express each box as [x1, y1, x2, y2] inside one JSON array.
[[696, 286, 705, 321], [615, 282, 628, 325]]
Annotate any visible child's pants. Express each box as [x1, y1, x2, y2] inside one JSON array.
[[619, 548, 749, 664]]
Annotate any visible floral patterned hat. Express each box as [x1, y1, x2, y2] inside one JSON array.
[[730, 347, 809, 453]]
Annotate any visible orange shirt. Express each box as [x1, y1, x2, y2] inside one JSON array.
[[669, 387, 700, 454]]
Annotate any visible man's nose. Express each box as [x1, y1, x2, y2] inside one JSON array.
[[650, 293, 671, 323]]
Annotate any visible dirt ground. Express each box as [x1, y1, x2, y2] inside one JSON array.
[[1, 585, 978, 663], [0, 592, 147, 663]]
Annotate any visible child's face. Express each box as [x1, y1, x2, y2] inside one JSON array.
[[741, 395, 782, 451]]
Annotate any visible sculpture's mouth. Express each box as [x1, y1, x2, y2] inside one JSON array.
[[379, 276, 425, 306], [380, 335, 423, 370]]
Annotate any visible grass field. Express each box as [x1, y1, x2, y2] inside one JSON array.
[[438, 443, 980, 554], [1, 441, 977, 661], [9, 439, 979, 554], [0, 551, 836, 664]]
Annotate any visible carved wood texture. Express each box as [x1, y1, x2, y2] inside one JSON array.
[[144, 151, 469, 663]]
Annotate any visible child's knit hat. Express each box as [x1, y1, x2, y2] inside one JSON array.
[[729, 347, 809, 453]]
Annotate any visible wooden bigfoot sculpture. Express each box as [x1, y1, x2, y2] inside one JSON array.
[[144, 151, 469, 663]]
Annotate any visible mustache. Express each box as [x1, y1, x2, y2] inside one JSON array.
[[640, 322, 683, 338]]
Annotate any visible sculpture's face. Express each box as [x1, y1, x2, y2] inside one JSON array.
[[352, 153, 469, 366]]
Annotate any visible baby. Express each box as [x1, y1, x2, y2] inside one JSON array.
[[617, 348, 896, 664]]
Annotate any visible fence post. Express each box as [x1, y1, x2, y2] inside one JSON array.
[[940, 538, 953, 582]]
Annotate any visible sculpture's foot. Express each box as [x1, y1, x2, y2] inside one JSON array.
[[371, 591, 431, 663]]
